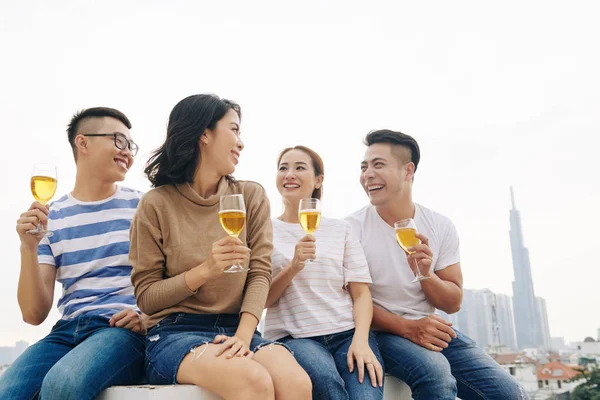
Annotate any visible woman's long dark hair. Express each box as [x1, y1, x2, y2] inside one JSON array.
[[145, 94, 241, 187]]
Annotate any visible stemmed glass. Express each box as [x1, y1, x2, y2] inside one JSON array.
[[27, 163, 57, 237], [298, 198, 321, 262], [394, 218, 430, 283], [218, 194, 249, 273]]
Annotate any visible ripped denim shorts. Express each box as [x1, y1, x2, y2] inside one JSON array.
[[145, 313, 288, 384]]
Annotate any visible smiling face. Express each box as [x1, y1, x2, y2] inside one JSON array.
[[277, 148, 323, 203], [75, 116, 134, 182], [201, 108, 243, 177], [360, 143, 414, 207]]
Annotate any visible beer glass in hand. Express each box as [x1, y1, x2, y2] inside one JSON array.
[[298, 198, 321, 262], [219, 194, 248, 273], [27, 163, 57, 237], [394, 218, 430, 283]]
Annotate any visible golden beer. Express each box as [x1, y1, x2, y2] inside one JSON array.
[[396, 227, 419, 254], [219, 210, 246, 237], [30, 175, 57, 205], [299, 210, 321, 234]]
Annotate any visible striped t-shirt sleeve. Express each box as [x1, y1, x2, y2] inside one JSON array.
[[38, 236, 56, 266]]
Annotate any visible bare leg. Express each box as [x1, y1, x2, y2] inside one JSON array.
[[177, 343, 275, 400], [253, 344, 312, 400]]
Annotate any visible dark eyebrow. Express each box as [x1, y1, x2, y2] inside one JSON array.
[[279, 161, 308, 166], [361, 157, 387, 165]]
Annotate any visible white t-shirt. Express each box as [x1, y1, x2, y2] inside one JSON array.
[[345, 204, 460, 320], [263, 217, 372, 340]]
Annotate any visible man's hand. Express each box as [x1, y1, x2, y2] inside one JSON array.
[[402, 315, 457, 351], [109, 309, 145, 334], [407, 233, 433, 277], [16, 202, 49, 250]]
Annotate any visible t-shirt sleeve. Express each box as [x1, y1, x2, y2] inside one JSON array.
[[344, 212, 363, 244], [38, 237, 56, 267], [342, 221, 372, 286], [434, 218, 460, 271]]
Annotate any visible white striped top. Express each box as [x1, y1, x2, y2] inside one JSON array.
[[263, 217, 372, 340], [38, 186, 142, 320]]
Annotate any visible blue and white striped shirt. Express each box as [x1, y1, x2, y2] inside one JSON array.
[[38, 186, 142, 320]]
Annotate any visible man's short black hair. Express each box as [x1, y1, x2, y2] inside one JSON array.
[[364, 129, 420, 171], [66, 107, 132, 159]]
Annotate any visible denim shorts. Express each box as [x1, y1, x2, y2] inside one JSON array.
[[145, 313, 285, 384]]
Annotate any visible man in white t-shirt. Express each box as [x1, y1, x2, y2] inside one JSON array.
[[346, 129, 527, 400]]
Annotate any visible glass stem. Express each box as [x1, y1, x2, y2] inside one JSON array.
[[413, 256, 424, 279]]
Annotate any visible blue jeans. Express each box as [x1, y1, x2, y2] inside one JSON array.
[[376, 330, 528, 400], [0, 315, 145, 400], [280, 329, 384, 400]]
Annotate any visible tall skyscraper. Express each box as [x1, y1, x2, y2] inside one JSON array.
[[509, 188, 543, 348]]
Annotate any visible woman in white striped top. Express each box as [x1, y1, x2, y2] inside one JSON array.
[[263, 146, 384, 400]]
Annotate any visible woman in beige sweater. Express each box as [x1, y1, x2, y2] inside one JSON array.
[[130, 94, 311, 400]]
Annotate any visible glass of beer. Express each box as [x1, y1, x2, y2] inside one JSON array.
[[298, 198, 321, 262], [27, 163, 58, 237], [394, 218, 430, 282], [219, 194, 248, 273]]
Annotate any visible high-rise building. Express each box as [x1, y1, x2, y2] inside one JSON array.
[[509, 188, 544, 349], [495, 293, 518, 351], [445, 289, 517, 352], [536, 297, 551, 349]]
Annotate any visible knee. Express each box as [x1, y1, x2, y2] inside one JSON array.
[[41, 363, 86, 400], [499, 377, 528, 400], [415, 356, 454, 387], [240, 366, 275, 398], [310, 367, 344, 394], [287, 368, 312, 397]]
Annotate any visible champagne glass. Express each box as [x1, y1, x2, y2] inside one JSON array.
[[27, 163, 57, 237], [298, 198, 321, 262], [219, 194, 248, 273], [394, 218, 430, 283]]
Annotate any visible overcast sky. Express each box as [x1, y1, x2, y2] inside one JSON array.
[[1, 0, 598, 347]]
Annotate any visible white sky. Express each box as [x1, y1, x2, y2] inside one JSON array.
[[1, 0, 598, 346]]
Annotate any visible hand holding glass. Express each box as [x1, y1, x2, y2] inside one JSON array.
[[394, 218, 430, 283], [298, 198, 321, 262], [218, 194, 249, 273], [27, 163, 57, 237]]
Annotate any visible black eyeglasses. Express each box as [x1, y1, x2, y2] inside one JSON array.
[[82, 133, 139, 156]]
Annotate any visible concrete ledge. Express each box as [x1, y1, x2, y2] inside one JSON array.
[[98, 375, 412, 399]]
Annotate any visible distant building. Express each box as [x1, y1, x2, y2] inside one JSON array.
[[537, 360, 584, 397], [496, 293, 518, 351], [442, 288, 517, 352], [509, 188, 547, 349], [572, 337, 600, 356], [491, 353, 539, 395], [0, 341, 29, 366], [551, 337, 566, 352], [536, 297, 551, 349]]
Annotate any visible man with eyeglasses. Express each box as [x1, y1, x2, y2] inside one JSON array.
[[0, 107, 146, 400]]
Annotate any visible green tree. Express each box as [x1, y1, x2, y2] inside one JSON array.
[[570, 367, 600, 400]]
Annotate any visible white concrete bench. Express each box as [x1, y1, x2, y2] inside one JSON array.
[[98, 376, 412, 399]]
